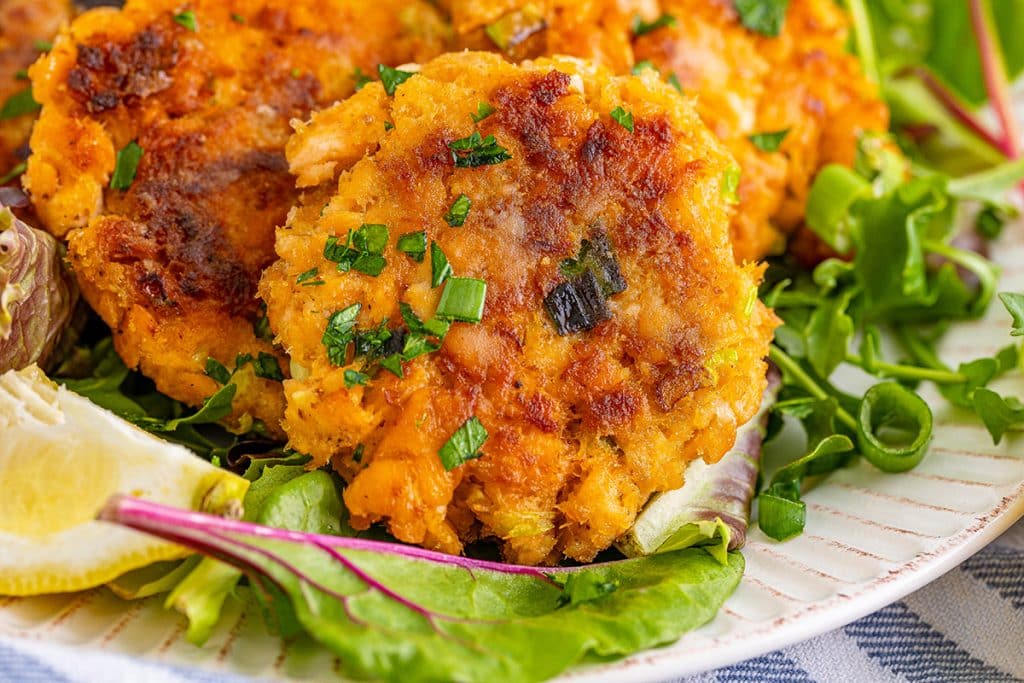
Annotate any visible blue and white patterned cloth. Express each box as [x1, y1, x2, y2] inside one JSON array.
[[2, 521, 1023, 683]]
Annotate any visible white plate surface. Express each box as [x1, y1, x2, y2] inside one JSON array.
[[3, 242, 1024, 683]]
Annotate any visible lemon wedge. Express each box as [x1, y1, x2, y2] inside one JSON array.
[[0, 365, 248, 596]]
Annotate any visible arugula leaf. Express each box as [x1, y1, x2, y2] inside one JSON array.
[[734, 0, 790, 37], [104, 496, 744, 683], [999, 292, 1024, 336], [973, 388, 1024, 444]]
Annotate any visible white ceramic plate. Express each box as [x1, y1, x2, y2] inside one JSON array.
[[2, 243, 1024, 683]]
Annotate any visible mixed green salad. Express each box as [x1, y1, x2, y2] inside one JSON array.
[[2, 2, 1024, 682]]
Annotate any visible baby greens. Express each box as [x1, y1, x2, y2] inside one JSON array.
[[101, 496, 743, 683]]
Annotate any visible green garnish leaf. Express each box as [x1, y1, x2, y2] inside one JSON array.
[[436, 277, 487, 323], [973, 388, 1024, 445], [610, 106, 634, 133], [397, 231, 427, 262], [33, 40, 53, 52], [449, 131, 512, 168], [667, 72, 683, 93], [14, 69, 29, 81], [0, 87, 41, 120], [344, 369, 370, 388], [0, 162, 26, 185], [296, 267, 323, 286], [857, 382, 932, 472], [351, 223, 389, 255], [230, 12, 246, 23], [758, 481, 805, 541], [444, 194, 472, 227], [999, 292, 1024, 336], [325, 225, 389, 276], [721, 166, 741, 204], [471, 102, 496, 123], [734, 0, 790, 37], [379, 354, 404, 378], [204, 358, 231, 385], [632, 13, 677, 37], [631, 60, 656, 75], [322, 304, 361, 366], [377, 64, 414, 96], [352, 67, 373, 91], [430, 242, 452, 288], [173, 10, 198, 32], [438, 416, 488, 470], [110, 141, 144, 191], [253, 352, 285, 382], [748, 129, 790, 152]]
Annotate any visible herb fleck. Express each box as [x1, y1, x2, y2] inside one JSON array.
[[378, 64, 414, 96], [748, 129, 790, 152], [444, 194, 472, 227], [110, 141, 144, 191], [449, 131, 512, 168], [632, 13, 676, 37], [438, 416, 488, 471], [173, 10, 198, 32], [610, 106, 634, 133]]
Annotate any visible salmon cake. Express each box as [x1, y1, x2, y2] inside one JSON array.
[[0, 0, 73, 180], [443, 0, 888, 263], [260, 52, 777, 564], [23, 0, 450, 432]]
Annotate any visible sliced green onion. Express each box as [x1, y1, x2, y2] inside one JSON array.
[[436, 278, 487, 323], [857, 381, 933, 473], [397, 231, 427, 262], [438, 416, 488, 471], [444, 194, 472, 227], [110, 141, 144, 191], [352, 223, 389, 254], [430, 242, 452, 288]]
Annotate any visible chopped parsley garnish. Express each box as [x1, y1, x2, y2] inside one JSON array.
[[384, 120, 394, 131], [667, 72, 683, 93], [253, 353, 285, 381], [296, 267, 324, 286], [0, 162, 26, 185], [430, 242, 452, 288], [231, 12, 246, 23], [631, 60, 656, 75], [436, 278, 487, 323], [722, 166, 741, 204], [379, 354, 404, 378], [378, 64, 414, 96], [352, 443, 365, 463], [397, 231, 427, 262], [631, 13, 676, 37], [290, 68, 303, 79], [173, 10, 198, 32], [449, 131, 512, 168], [33, 40, 53, 52], [471, 102, 496, 123], [748, 128, 790, 152], [205, 358, 232, 385], [14, 69, 28, 81], [324, 224, 390, 276], [444, 194, 472, 227], [734, 0, 790, 37], [0, 87, 40, 120], [610, 106, 634, 133], [438, 416, 488, 471], [352, 67, 373, 91], [322, 304, 362, 366], [398, 304, 447, 362], [253, 303, 273, 341], [344, 369, 370, 388], [110, 141, 144, 191]]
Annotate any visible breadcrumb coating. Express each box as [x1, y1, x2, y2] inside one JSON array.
[[260, 52, 776, 564], [24, 0, 449, 431]]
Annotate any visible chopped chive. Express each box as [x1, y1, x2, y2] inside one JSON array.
[[430, 242, 452, 288], [438, 416, 488, 471], [325, 225, 389, 276], [397, 231, 427, 262], [110, 141, 144, 191], [378, 64, 414, 96], [610, 106, 634, 133], [296, 267, 321, 284], [344, 369, 370, 388], [471, 102, 496, 123], [631, 60, 656, 75], [449, 131, 512, 168], [352, 67, 373, 91], [254, 352, 284, 381], [173, 10, 197, 32], [748, 129, 790, 152], [443, 194, 472, 227], [722, 166, 741, 205], [0, 162, 26, 185], [632, 13, 676, 37], [436, 277, 487, 323], [205, 358, 231, 385], [0, 87, 40, 120]]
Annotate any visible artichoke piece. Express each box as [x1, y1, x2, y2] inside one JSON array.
[[0, 205, 78, 372]]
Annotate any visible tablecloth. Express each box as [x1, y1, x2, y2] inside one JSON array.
[[2, 521, 1022, 683]]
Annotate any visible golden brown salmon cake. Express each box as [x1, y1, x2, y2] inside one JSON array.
[[633, 0, 889, 262], [0, 0, 73, 179], [260, 52, 777, 564], [443, 0, 888, 263], [24, 0, 450, 432]]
